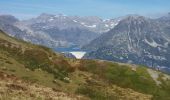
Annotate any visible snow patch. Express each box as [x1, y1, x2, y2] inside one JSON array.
[[147, 55, 166, 61], [103, 19, 110, 22], [81, 22, 85, 25], [70, 51, 86, 59], [110, 22, 118, 28], [84, 24, 96, 28], [164, 42, 169, 47], [73, 20, 78, 22], [105, 24, 109, 27], [144, 39, 159, 48], [80, 22, 97, 28], [49, 18, 54, 21]]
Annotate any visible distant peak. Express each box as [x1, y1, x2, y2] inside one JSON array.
[[0, 14, 19, 23], [115, 15, 149, 27], [39, 13, 54, 17], [167, 12, 170, 17], [84, 16, 100, 19], [0, 14, 18, 19], [126, 15, 145, 19], [39, 13, 68, 19], [121, 15, 148, 23]]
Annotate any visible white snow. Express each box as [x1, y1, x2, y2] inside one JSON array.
[[110, 22, 118, 28], [104, 29, 110, 32], [103, 19, 110, 22], [70, 51, 86, 59], [105, 24, 109, 27], [144, 39, 159, 48], [42, 26, 49, 29], [81, 22, 85, 25], [73, 20, 78, 22], [80, 22, 97, 28], [84, 24, 97, 28], [49, 18, 54, 21], [120, 57, 124, 60], [22, 37, 29, 42], [147, 55, 166, 61], [164, 42, 169, 47]]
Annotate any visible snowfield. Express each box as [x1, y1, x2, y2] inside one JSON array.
[[70, 51, 86, 59]]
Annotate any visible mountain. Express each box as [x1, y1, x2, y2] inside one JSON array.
[[0, 15, 18, 24], [17, 13, 120, 33], [0, 14, 121, 49], [83, 15, 170, 74], [1, 29, 170, 100], [0, 15, 25, 37], [157, 13, 170, 36], [0, 15, 72, 48], [13, 13, 121, 48]]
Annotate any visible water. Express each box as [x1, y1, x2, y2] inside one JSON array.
[[54, 45, 82, 52], [53, 45, 88, 59], [70, 51, 86, 59]]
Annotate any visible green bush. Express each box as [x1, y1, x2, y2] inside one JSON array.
[[76, 85, 117, 100]]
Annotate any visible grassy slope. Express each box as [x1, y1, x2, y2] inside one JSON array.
[[0, 30, 170, 100], [0, 71, 86, 100]]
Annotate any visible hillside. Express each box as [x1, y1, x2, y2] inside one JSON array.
[[0, 71, 83, 100], [0, 30, 170, 100]]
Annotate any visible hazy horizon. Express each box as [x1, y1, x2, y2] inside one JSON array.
[[0, 0, 170, 20]]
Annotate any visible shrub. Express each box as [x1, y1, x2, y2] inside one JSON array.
[[76, 85, 117, 100]]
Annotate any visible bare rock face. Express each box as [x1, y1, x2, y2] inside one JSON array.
[[84, 15, 170, 73]]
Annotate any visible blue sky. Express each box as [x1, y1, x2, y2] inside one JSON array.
[[0, 0, 170, 19]]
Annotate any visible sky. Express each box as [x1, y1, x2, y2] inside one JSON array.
[[0, 0, 170, 20]]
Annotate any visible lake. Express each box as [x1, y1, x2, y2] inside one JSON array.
[[53, 45, 87, 59]]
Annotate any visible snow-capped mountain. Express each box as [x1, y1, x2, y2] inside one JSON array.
[[156, 13, 170, 37], [0, 13, 120, 48], [83, 15, 170, 73], [12, 13, 120, 48], [17, 13, 120, 33], [0, 15, 21, 37], [0, 15, 66, 48]]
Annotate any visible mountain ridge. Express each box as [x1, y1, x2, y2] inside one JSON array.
[[0, 13, 122, 48], [83, 14, 170, 74]]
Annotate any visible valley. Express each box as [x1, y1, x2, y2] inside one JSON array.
[[1, 13, 170, 74], [1, 0, 170, 99], [0, 29, 170, 100], [0, 11, 170, 100]]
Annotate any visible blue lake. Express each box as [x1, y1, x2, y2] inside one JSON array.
[[53, 45, 88, 53]]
